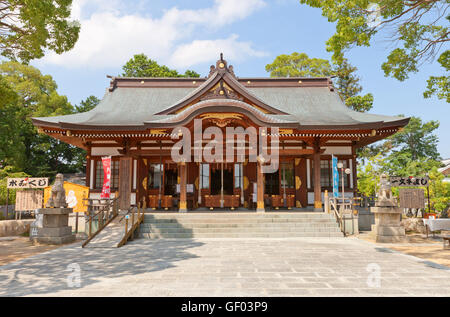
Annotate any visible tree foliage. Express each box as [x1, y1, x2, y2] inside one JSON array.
[[387, 116, 440, 162], [266, 52, 373, 111], [357, 153, 386, 197], [428, 166, 450, 214], [122, 54, 200, 78], [0, 166, 28, 206], [75, 95, 100, 113], [0, 0, 80, 62], [0, 61, 90, 177], [357, 116, 447, 213], [333, 58, 374, 112], [299, 0, 449, 102], [265, 52, 333, 77], [424, 49, 450, 102]]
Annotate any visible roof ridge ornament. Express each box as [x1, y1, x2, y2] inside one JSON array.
[[208, 53, 236, 78]]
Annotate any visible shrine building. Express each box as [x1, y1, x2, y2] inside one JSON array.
[[32, 56, 409, 212]]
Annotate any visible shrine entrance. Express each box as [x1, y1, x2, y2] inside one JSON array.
[[210, 165, 234, 196]]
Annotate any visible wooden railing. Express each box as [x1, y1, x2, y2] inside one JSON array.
[[117, 197, 146, 247], [81, 196, 120, 248], [325, 191, 358, 237]]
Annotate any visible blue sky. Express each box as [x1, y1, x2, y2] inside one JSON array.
[[31, 0, 449, 158]]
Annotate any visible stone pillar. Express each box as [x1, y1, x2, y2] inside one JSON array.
[[256, 161, 265, 212], [179, 162, 187, 212], [370, 175, 406, 243], [313, 139, 322, 210]]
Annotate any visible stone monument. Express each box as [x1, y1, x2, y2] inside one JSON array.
[[370, 174, 406, 243], [32, 174, 75, 244]]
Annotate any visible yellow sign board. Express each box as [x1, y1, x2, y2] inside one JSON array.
[[44, 182, 89, 213]]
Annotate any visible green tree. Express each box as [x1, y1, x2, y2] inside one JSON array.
[[122, 54, 200, 78], [424, 50, 449, 102], [0, 166, 28, 207], [75, 95, 100, 113], [265, 52, 332, 77], [428, 166, 450, 215], [388, 116, 440, 162], [357, 153, 386, 197], [360, 116, 441, 178], [266, 53, 373, 111], [0, 0, 80, 62], [299, 0, 449, 102], [0, 61, 81, 176], [0, 75, 22, 168], [333, 59, 373, 112]]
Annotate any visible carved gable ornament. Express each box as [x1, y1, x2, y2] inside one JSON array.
[[155, 54, 287, 116], [200, 113, 243, 128], [200, 80, 244, 102]]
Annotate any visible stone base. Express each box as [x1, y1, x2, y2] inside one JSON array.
[[371, 225, 405, 236], [374, 235, 407, 243], [76, 232, 88, 240], [33, 207, 74, 244], [370, 205, 405, 243], [370, 225, 406, 243], [33, 234, 75, 245], [37, 226, 72, 237]]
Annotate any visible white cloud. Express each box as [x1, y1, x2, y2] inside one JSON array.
[[37, 0, 267, 70], [170, 34, 268, 68]]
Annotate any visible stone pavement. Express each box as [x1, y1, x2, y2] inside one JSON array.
[[0, 237, 449, 297]]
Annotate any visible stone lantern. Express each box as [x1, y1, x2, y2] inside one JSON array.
[[370, 174, 406, 243], [31, 174, 75, 244]]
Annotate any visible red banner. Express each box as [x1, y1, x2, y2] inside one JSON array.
[[100, 156, 111, 199]]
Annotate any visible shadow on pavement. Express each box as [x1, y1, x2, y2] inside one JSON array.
[[0, 239, 204, 296]]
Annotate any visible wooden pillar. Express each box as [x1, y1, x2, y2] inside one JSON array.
[[294, 158, 307, 208], [351, 142, 358, 196], [256, 161, 265, 212], [119, 157, 132, 210], [85, 144, 92, 189], [313, 138, 322, 210], [179, 162, 187, 212]]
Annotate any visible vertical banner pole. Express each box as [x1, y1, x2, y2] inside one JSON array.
[[5, 188, 9, 219]]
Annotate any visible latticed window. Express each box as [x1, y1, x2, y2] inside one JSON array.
[[311, 159, 349, 189], [200, 164, 209, 189], [234, 163, 242, 188], [338, 160, 349, 188], [320, 160, 331, 187], [148, 164, 163, 189], [280, 162, 294, 189], [95, 160, 119, 190]]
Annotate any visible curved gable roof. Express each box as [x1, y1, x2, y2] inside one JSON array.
[[32, 55, 409, 131]]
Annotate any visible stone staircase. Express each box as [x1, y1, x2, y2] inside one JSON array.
[[138, 212, 343, 239]]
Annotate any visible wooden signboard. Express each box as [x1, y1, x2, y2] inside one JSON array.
[[15, 190, 43, 211], [399, 188, 425, 209], [390, 176, 429, 187], [7, 177, 48, 189]]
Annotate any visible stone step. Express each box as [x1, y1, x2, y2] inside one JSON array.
[[139, 227, 342, 234], [144, 213, 331, 219], [144, 218, 336, 224], [138, 232, 344, 239], [138, 213, 342, 239], [141, 222, 339, 229]]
